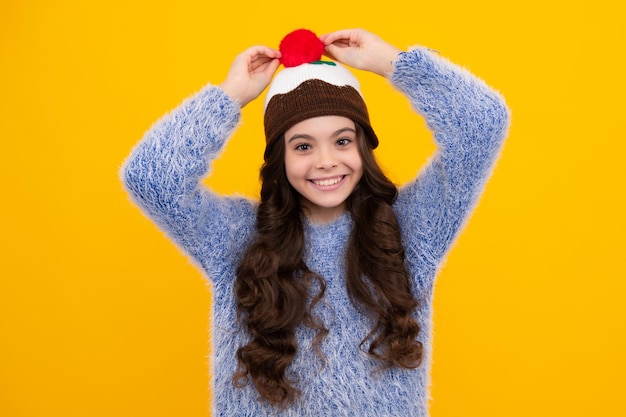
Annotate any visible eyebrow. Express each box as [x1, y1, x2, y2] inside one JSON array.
[[287, 127, 357, 143]]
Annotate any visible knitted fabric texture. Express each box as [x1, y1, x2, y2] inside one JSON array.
[[121, 47, 510, 417], [263, 43, 378, 148], [264, 76, 378, 151], [264, 29, 378, 148]]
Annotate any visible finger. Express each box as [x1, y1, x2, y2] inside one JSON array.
[[323, 42, 354, 60], [257, 46, 281, 59], [244, 46, 281, 63], [323, 44, 340, 61], [264, 58, 281, 75], [250, 55, 281, 73], [248, 48, 281, 72], [319, 29, 355, 46]]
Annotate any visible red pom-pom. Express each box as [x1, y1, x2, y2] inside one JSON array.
[[279, 29, 324, 68]]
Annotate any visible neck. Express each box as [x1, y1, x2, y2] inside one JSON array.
[[301, 202, 347, 224]]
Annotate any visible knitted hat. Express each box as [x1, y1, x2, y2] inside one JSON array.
[[263, 29, 379, 151]]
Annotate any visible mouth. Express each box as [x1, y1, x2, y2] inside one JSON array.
[[309, 176, 345, 187]]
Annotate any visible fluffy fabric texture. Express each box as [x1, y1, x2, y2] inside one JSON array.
[[121, 47, 510, 417], [278, 28, 324, 67]]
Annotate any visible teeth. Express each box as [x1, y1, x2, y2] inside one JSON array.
[[313, 176, 342, 186]]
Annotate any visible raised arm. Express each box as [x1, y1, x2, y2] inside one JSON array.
[[322, 29, 510, 288], [389, 46, 510, 271], [120, 46, 281, 282]]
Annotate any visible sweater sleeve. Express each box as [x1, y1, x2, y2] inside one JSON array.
[[120, 85, 258, 283], [391, 48, 510, 291]]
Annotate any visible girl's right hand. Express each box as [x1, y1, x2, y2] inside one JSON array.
[[220, 46, 282, 107]]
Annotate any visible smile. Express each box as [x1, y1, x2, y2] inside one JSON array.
[[310, 176, 345, 187]]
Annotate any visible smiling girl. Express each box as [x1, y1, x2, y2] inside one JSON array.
[[284, 116, 363, 222], [121, 28, 510, 416]]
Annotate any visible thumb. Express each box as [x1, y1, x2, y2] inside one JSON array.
[[323, 43, 342, 62]]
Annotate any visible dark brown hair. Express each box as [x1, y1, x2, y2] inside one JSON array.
[[234, 125, 422, 405]]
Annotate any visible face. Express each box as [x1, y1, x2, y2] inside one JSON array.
[[284, 115, 363, 224]]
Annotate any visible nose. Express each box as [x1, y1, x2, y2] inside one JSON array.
[[316, 146, 338, 169], [315, 146, 338, 169]]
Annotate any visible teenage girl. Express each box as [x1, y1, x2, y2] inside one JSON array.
[[122, 28, 510, 416]]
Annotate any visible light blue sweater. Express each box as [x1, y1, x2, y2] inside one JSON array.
[[121, 47, 510, 416]]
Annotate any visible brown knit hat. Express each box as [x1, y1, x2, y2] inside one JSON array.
[[263, 29, 379, 151]]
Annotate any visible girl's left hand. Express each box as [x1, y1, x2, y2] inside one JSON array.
[[320, 29, 401, 77]]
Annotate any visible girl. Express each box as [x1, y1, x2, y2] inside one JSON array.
[[121, 28, 510, 416]]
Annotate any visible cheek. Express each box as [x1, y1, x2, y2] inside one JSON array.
[[349, 152, 364, 178], [284, 153, 303, 184]]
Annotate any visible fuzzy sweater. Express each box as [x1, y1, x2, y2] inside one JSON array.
[[121, 47, 510, 416]]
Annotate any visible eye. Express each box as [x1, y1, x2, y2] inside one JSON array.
[[294, 143, 311, 151], [336, 138, 352, 146]]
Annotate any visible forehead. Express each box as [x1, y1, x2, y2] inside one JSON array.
[[284, 116, 356, 139]]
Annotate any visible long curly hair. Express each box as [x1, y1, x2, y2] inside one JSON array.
[[233, 124, 423, 405]]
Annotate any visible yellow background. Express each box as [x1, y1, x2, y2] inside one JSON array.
[[1, 1, 624, 416]]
